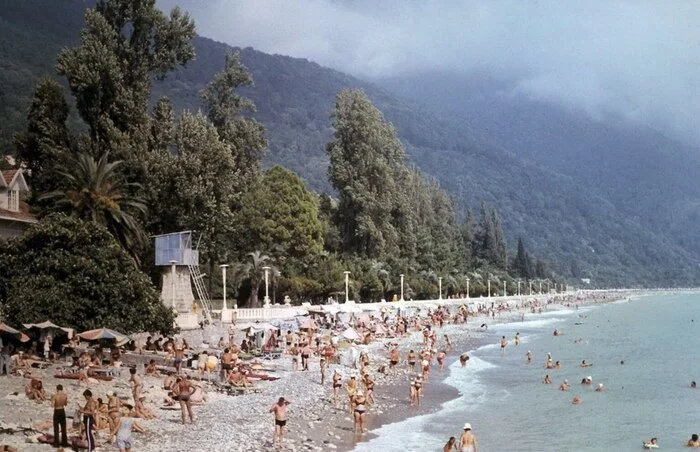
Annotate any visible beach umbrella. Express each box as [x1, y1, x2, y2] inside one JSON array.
[[23, 320, 74, 338], [78, 328, 129, 342], [0, 323, 30, 343]]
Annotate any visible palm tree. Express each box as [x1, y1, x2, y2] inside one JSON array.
[[40, 151, 146, 261], [244, 251, 276, 308]]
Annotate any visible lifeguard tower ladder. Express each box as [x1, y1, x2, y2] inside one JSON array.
[[155, 231, 213, 325]]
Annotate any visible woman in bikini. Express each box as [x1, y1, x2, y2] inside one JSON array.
[[408, 350, 417, 372], [351, 391, 368, 434], [346, 376, 358, 413]]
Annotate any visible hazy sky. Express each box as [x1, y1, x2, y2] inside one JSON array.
[[158, 0, 699, 146]]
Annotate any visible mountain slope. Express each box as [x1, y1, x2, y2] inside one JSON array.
[[380, 72, 700, 262], [0, 1, 698, 286]]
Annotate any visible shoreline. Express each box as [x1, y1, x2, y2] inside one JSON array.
[[0, 291, 637, 451]]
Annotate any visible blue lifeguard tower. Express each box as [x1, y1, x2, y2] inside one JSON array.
[[155, 231, 212, 326]]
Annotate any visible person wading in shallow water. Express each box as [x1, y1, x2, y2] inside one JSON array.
[[459, 423, 478, 452]]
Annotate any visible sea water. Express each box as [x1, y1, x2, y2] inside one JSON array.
[[356, 293, 699, 451]]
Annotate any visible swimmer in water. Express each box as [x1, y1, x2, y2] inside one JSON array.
[[691, 381, 697, 388], [572, 395, 582, 405], [526, 351, 532, 364], [543, 375, 552, 384], [595, 383, 605, 392], [580, 360, 591, 367], [499, 336, 507, 354], [559, 379, 570, 391], [459, 353, 470, 367], [514, 333, 521, 346]]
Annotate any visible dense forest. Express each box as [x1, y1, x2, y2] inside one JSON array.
[[0, 0, 699, 293]]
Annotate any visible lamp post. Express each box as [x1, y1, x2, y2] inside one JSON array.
[[502, 280, 506, 297], [400, 274, 405, 301], [487, 279, 491, 298], [466, 278, 470, 299], [219, 264, 229, 311], [344, 271, 351, 303], [169, 260, 177, 310], [263, 266, 271, 307], [539, 280, 542, 294], [438, 277, 443, 300], [517, 280, 522, 296], [529, 280, 533, 295]]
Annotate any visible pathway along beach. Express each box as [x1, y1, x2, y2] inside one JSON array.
[[0, 291, 674, 452]]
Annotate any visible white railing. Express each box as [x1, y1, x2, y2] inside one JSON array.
[[228, 306, 301, 321]]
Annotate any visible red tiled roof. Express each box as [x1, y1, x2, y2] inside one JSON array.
[[1, 170, 18, 185], [0, 201, 37, 223]]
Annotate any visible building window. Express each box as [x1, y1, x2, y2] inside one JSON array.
[[8, 189, 18, 211]]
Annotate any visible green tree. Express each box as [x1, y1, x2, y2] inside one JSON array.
[[200, 51, 266, 186], [459, 210, 475, 270], [56, 0, 195, 159], [240, 165, 323, 259], [39, 152, 147, 261], [244, 251, 274, 308], [326, 89, 412, 260], [512, 237, 530, 278], [14, 78, 71, 198], [0, 214, 174, 334]]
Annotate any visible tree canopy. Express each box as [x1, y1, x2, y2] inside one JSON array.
[[0, 215, 175, 334]]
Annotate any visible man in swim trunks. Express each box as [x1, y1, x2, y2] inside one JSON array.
[[319, 357, 326, 385], [221, 348, 234, 380], [408, 350, 417, 372], [459, 423, 478, 452], [172, 376, 195, 424], [173, 343, 185, 375], [270, 397, 290, 445], [499, 336, 507, 354], [389, 347, 399, 371]]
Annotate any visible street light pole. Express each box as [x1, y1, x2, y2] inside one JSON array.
[[517, 280, 521, 296], [503, 280, 506, 297], [263, 266, 271, 306], [344, 271, 351, 303], [400, 274, 405, 301], [488, 279, 491, 298], [539, 280, 542, 294], [438, 277, 443, 300], [219, 264, 229, 311], [466, 278, 470, 299], [529, 281, 533, 295]]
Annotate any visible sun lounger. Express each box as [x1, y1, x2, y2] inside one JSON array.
[[262, 349, 283, 360]]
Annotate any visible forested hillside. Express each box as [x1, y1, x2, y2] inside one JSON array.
[[1, 1, 698, 287]]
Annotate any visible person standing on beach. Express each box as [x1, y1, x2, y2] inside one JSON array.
[[514, 333, 521, 346], [301, 343, 312, 371], [332, 369, 342, 407], [320, 357, 326, 384], [389, 347, 400, 372], [459, 423, 478, 452], [172, 376, 195, 424], [270, 397, 290, 445], [80, 389, 97, 452], [129, 368, 142, 403], [51, 384, 68, 447], [346, 376, 358, 413], [351, 391, 368, 434], [408, 350, 417, 372], [173, 343, 185, 375], [526, 350, 532, 364]]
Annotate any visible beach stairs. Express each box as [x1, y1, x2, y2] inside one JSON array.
[[188, 262, 213, 324]]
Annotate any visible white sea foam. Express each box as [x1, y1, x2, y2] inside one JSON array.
[[355, 357, 497, 452]]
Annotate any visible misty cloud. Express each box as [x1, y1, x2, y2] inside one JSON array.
[[158, 0, 699, 146]]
